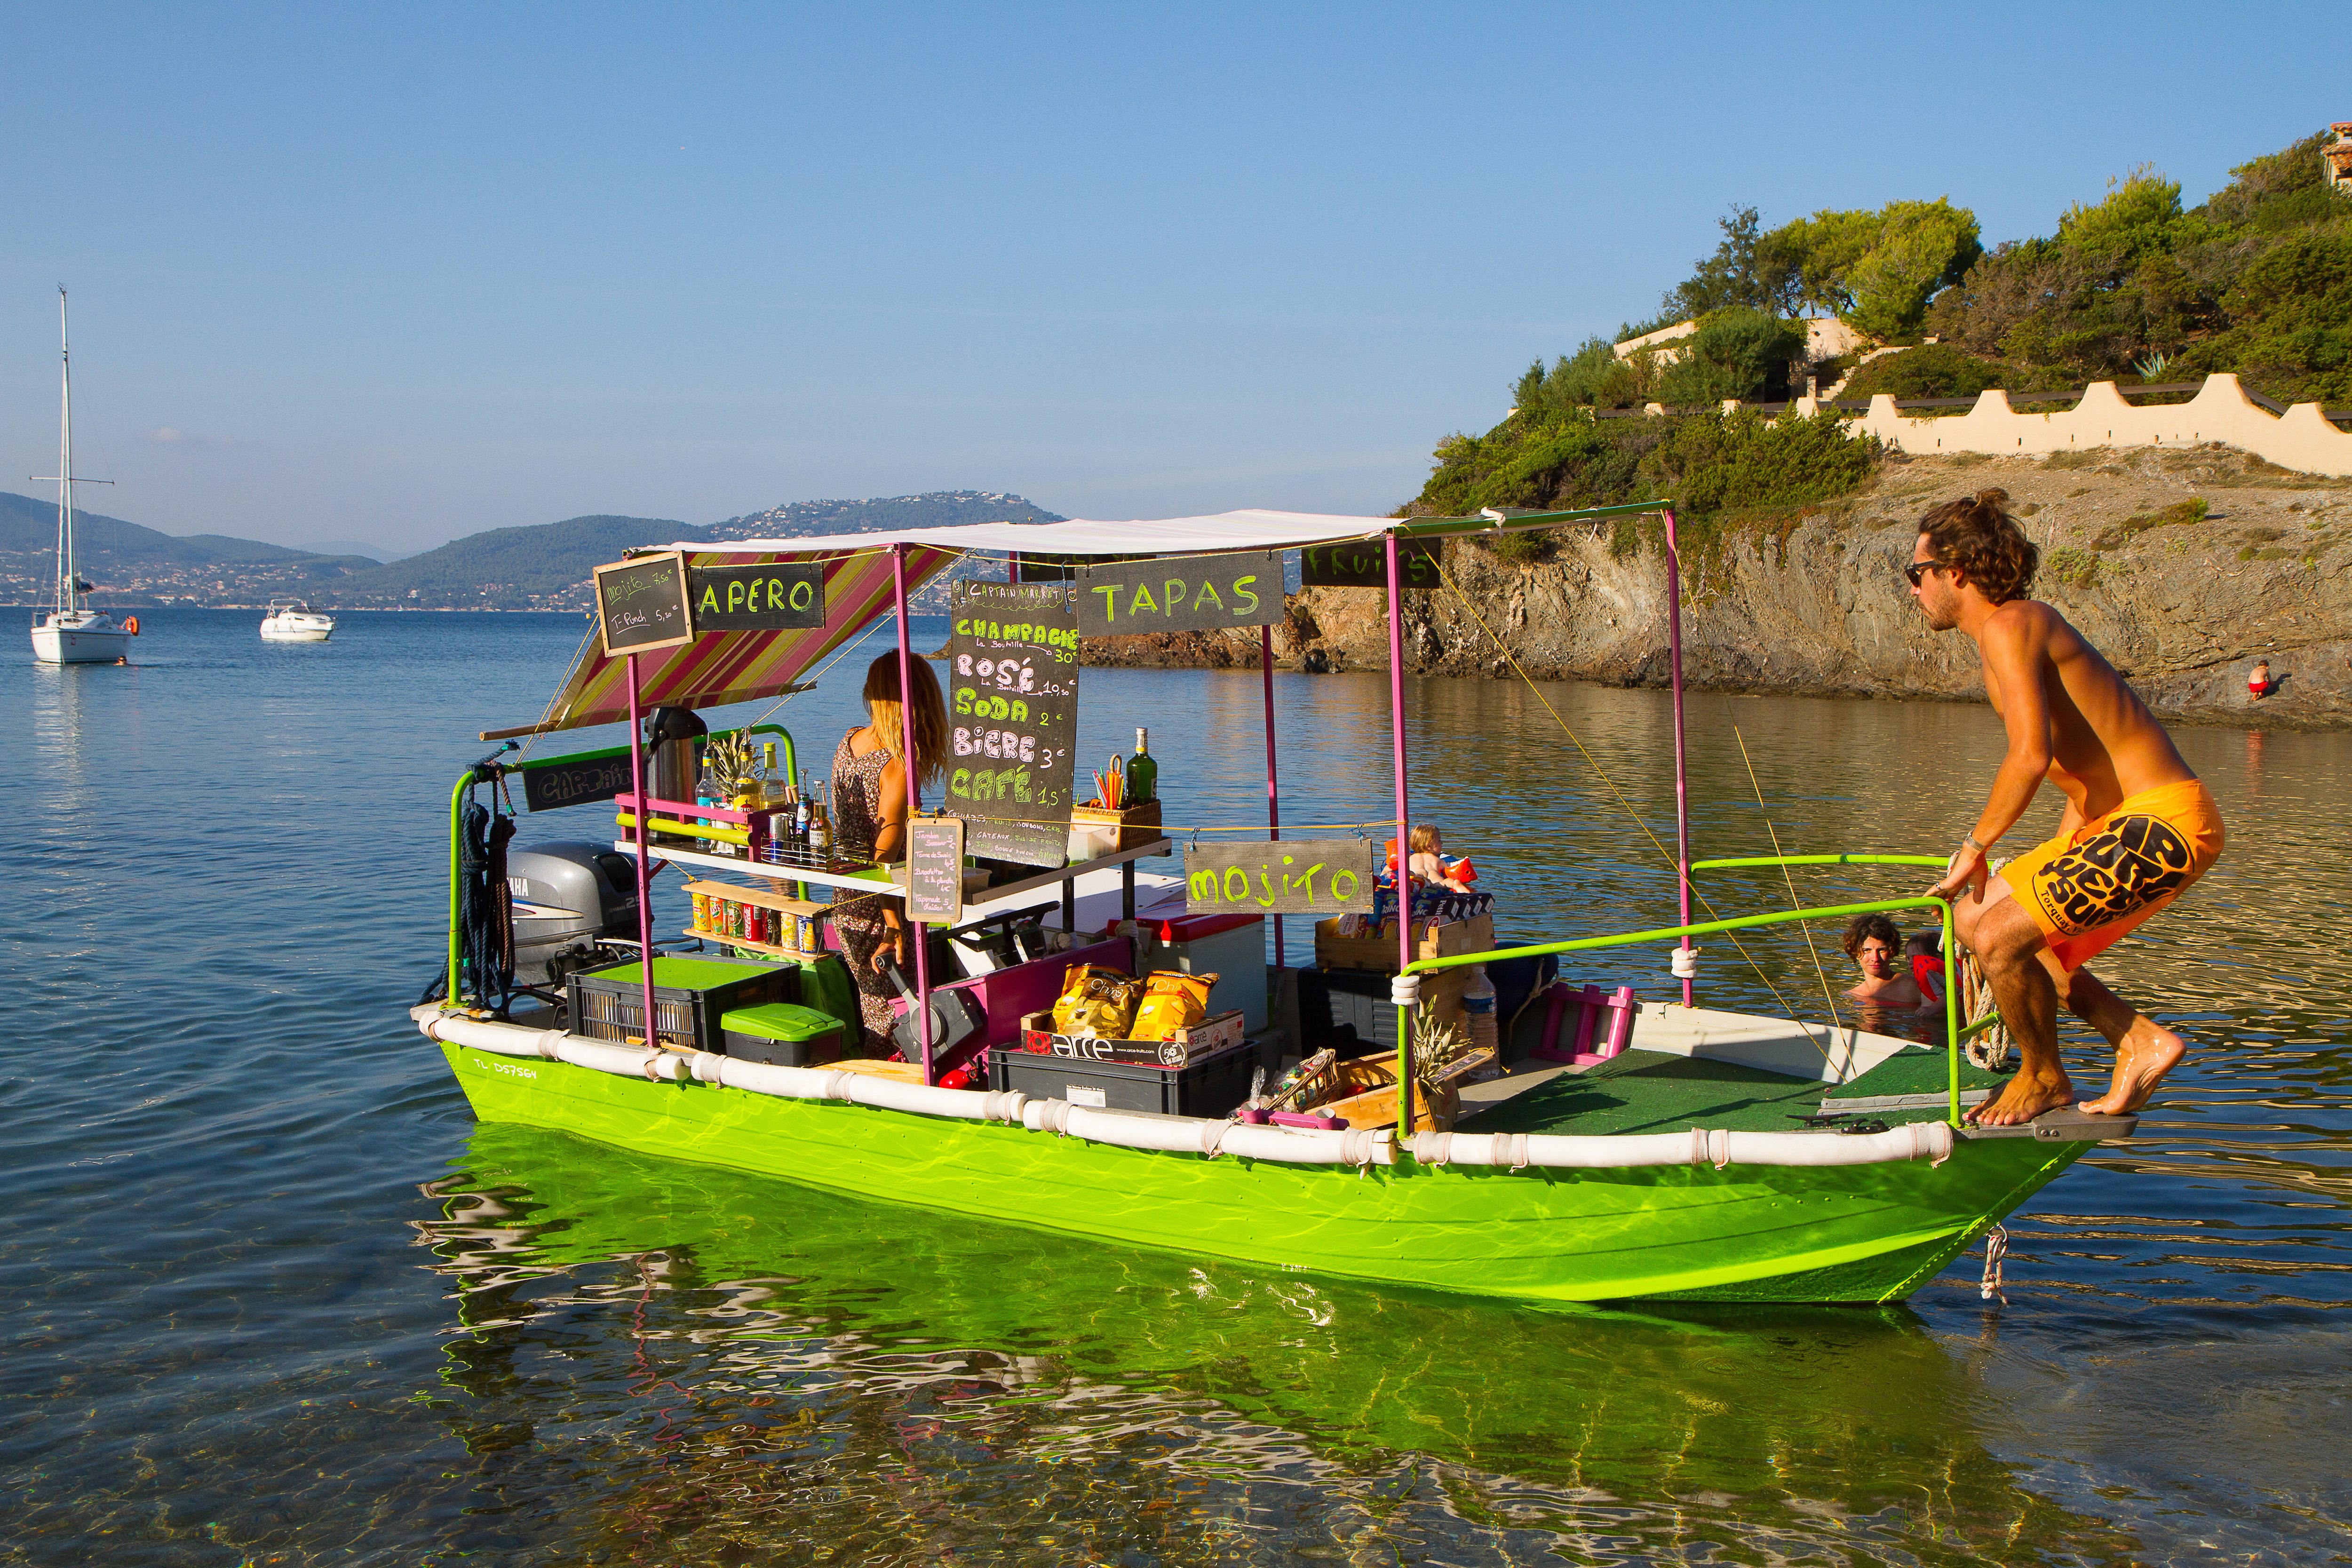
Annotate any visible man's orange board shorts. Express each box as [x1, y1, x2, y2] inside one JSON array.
[[1998, 778, 2225, 971]]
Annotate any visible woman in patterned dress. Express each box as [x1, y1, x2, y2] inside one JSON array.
[[830, 652, 949, 1056]]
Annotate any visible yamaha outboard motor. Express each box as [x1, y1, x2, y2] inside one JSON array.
[[506, 842, 641, 985]]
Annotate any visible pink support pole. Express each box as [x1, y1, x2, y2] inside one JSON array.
[[1384, 532, 1414, 1131], [1261, 621, 1283, 970], [892, 544, 932, 1085], [1663, 506, 1694, 1007], [624, 653, 662, 1048]]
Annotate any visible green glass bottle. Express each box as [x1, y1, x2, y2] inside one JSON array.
[[1126, 726, 1158, 804]]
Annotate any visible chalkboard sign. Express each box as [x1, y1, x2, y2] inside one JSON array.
[[517, 746, 634, 812], [1300, 539, 1440, 590], [593, 551, 694, 655], [689, 561, 826, 632], [904, 817, 966, 925], [1075, 550, 1282, 637], [1184, 838, 1379, 914], [945, 581, 1080, 868]]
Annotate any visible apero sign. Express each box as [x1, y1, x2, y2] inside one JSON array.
[[688, 562, 826, 632], [1076, 551, 1281, 637]]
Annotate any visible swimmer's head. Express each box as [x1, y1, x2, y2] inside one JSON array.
[[1842, 912, 1902, 978], [1912, 489, 2038, 627]]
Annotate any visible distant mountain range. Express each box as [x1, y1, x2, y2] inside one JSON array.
[[0, 489, 1063, 610]]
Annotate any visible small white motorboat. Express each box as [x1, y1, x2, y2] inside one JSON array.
[[261, 600, 336, 642]]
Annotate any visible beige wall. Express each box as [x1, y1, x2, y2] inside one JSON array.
[[1777, 374, 2352, 478]]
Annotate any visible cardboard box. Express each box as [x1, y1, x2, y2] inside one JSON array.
[[1017, 1007, 1246, 1068], [1314, 912, 1492, 973]]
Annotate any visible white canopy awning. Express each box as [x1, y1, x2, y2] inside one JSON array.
[[670, 509, 1400, 561]]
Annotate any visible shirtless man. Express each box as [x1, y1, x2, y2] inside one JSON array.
[[1909, 490, 2225, 1125], [1841, 913, 1929, 1008]]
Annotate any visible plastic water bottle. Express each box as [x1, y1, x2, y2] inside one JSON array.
[[1463, 964, 1498, 1058]]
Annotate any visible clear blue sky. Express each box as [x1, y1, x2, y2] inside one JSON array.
[[3, 3, 2345, 553]]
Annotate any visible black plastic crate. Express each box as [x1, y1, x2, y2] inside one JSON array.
[[568, 955, 795, 1052], [988, 1036, 1257, 1118]]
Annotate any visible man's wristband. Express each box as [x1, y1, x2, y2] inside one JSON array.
[[1962, 834, 1988, 855]]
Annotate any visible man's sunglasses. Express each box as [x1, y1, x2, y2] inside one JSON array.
[[1903, 560, 1953, 588]]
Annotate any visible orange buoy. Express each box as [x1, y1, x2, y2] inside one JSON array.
[[124, 615, 140, 634]]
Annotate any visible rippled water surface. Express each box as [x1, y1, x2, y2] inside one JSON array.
[[4, 606, 2347, 1565]]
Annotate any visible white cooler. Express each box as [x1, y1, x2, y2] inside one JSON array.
[[1132, 910, 1267, 1035]]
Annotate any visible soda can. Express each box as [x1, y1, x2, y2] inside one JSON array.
[[691, 891, 708, 931]]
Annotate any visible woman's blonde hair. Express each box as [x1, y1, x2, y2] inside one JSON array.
[[863, 653, 948, 789], [1409, 823, 1441, 855]]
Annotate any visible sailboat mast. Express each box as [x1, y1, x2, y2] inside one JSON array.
[[57, 287, 74, 615]]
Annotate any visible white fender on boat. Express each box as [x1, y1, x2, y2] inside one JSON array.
[[1408, 1120, 1953, 1169], [419, 1011, 691, 1082], [1218, 1122, 1395, 1167]]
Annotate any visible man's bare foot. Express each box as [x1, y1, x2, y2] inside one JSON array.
[[1966, 1069, 2076, 1127], [2081, 1029, 2186, 1115]]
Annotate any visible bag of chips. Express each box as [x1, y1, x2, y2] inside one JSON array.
[[1050, 965, 1142, 1039], [1130, 971, 1216, 1042]]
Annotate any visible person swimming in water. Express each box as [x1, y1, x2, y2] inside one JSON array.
[[1909, 490, 2226, 1126], [1841, 913, 1930, 1008]]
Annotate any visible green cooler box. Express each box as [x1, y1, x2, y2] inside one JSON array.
[[721, 1002, 847, 1067]]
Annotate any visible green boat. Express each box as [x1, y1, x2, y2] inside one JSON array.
[[418, 502, 2125, 1305]]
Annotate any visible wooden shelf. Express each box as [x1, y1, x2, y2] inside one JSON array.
[[683, 878, 829, 915], [684, 927, 825, 962]]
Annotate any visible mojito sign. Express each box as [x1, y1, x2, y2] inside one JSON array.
[[1184, 838, 1379, 915]]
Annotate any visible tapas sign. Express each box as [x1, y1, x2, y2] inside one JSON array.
[[593, 551, 694, 656], [904, 816, 966, 925], [1075, 551, 1282, 637], [1184, 838, 1379, 915]]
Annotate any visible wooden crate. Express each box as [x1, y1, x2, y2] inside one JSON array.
[[1310, 1052, 1462, 1135], [1313, 911, 1492, 973], [1070, 797, 1162, 852]]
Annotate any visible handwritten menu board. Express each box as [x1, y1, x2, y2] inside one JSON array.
[[593, 551, 694, 655], [689, 561, 826, 632], [1299, 539, 1440, 589], [945, 580, 1080, 868], [1075, 550, 1282, 637], [904, 816, 966, 924], [1184, 838, 1380, 914]]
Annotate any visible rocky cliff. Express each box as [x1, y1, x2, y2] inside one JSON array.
[[1084, 447, 2352, 729]]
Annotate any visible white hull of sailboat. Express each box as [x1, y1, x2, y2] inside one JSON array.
[[31, 625, 130, 664]]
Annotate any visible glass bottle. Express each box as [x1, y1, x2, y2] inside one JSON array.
[[807, 782, 832, 871], [1126, 726, 1158, 805]]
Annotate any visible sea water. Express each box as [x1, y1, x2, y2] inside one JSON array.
[[3, 606, 2347, 1564]]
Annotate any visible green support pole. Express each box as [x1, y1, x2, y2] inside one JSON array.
[[1943, 900, 1962, 1127], [446, 770, 472, 1009]]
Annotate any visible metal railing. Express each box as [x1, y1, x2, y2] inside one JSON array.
[[1405, 853, 1966, 1128]]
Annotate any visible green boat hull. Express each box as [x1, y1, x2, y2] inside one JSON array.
[[440, 1043, 2087, 1304]]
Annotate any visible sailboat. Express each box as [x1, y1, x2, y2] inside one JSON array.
[[30, 288, 135, 666]]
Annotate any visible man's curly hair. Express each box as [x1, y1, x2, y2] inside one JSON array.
[[1918, 488, 2038, 604], [1841, 912, 1900, 960]]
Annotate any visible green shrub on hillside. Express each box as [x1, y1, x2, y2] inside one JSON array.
[[1514, 337, 1641, 411], [1406, 406, 1879, 539], [1638, 410, 1880, 517], [1928, 133, 2352, 395], [1837, 344, 2013, 402], [1656, 310, 1807, 405]]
